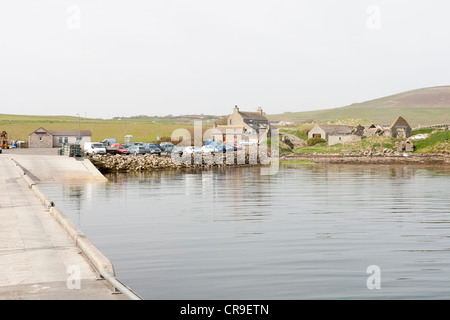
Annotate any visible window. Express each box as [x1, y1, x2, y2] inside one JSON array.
[[59, 137, 63, 143], [39, 137, 43, 141], [64, 137, 68, 143]]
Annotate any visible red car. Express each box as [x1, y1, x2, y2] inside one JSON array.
[[111, 143, 130, 155]]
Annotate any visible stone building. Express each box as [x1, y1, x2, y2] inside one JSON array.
[[212, 106, 270, 142], [387, 116, 412, 138], [307, 124, 354, 141], [28, 127, 92, 148], [328, 132, 363, 146]]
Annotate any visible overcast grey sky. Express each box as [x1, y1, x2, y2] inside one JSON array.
[[1, 0, 450, 119]]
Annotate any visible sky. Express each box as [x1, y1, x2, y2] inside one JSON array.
[[1, 0, 450, 119]]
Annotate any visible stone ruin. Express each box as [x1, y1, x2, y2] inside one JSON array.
[[395, 140, 414, 153]]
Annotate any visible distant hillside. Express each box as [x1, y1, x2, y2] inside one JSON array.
[[269, 86, 450, 127]]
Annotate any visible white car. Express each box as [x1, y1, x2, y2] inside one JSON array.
[[201, 145, 220, 153], [238, 140, 257, 146], [84, 142, 107, 155], [184, 146, 203, 154]]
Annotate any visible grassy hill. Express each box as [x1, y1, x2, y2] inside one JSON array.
[[269, 86, 450, 127]]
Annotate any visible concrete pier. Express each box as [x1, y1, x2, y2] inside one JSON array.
[[4, 148, 108, 183], [0, 150, 134, 300]]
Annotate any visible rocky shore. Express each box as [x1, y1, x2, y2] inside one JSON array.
[[89, 151, 450, 173], [280, 153, 450, 165], [89, 153, 264, 173]]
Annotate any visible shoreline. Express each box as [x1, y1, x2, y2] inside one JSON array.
[[280, 152, 450, 165], [89, 152, 450, 173]]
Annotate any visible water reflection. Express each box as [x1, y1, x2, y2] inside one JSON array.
[[40, 164, 450, 299]]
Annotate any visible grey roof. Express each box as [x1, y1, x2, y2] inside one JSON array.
[[316, 125, 354, 135], [238, 111, 269, 122], [48, 130, 92, 136]]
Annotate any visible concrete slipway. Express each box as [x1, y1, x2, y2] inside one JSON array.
[[0, 149, 141, 300]]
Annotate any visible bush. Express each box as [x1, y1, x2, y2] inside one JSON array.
[[307, 136, 326, 146]]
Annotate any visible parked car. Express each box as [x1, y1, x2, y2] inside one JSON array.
[[184, 146, 202, 154], [213, 142, 235, 153], [164, 145, 183, 155], [84, 142, 107, 155], [0, 146, 2, 154], [159, 142, 175, 152], [145, 143, 161, 156], [201, 144, 221, 153], [238, 140, 257, 146], [111, 143, 130, 155], [128, 145, 146, 155], [224, 144, 237, 152], [101, 139, 120, 154]]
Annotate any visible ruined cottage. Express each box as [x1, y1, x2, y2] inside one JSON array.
[[387, 116, 412, 139]]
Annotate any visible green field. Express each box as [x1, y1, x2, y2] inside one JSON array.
[[0, 114, 207, 144]]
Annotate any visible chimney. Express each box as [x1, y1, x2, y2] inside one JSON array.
[[257, 107, 263, 115], [234, 105, 239, 113]]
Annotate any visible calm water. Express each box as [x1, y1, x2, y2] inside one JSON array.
[[40, 164, 450, 299]]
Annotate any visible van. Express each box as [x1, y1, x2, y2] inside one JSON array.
[[84, 142, 107, 155]]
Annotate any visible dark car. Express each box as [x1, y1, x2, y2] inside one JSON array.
[[163, 144, 183, 155], [159, 142, 175, 152], [145, 143, 161, 156]]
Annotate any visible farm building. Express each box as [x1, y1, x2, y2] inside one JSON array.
[[308, 117, 412, 146], [28, 127, 92, 148], [307, 124, 354, 141]]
